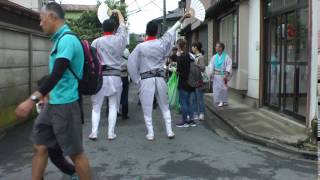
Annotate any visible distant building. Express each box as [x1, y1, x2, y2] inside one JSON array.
[[61, 4, 97, 20], [181, 0, 318, 128], [152, 8, 183, 36], [9, 0, 47, 11]]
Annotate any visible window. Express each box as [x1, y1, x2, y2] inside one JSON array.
[[265, 0, 306, 17], [219, 12, 238, 68]]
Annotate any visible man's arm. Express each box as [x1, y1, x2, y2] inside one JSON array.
[[167, 12, 191, 35], [38, 59, 69, 96], [15, 35, 77, 118], [161, 12, 191, 56], [15, 59, 70, 118], [113, 10, 128, 52]]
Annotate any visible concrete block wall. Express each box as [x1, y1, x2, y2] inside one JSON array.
[[0, 27, 50, 129]]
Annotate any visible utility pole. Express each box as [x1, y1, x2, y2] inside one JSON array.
[[163, 0, 166, 32]]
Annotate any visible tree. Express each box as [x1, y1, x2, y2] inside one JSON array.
[[66, 0, 128, 43], [128, 34, 137, 52]]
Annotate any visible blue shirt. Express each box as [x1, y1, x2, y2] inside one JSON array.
[[49, 24, 84, 104]]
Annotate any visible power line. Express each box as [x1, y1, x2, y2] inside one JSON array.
[[127, 0, 163, 16]]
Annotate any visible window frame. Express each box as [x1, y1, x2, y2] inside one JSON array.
[[218, 10, 239, 69]]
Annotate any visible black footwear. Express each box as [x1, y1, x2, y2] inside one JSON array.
[[176, 121, 189, 128], [188, 120, 197, 127]]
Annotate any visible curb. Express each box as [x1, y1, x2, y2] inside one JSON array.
[[205, 101, 317, 160]]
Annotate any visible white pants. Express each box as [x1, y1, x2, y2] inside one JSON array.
[[91, 87, 122, 138], [139, 77, 174, 137]]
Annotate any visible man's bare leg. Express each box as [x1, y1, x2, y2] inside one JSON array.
[[71, 153, 91, 180], [32, 144, 48, 180]]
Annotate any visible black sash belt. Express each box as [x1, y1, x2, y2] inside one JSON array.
[[140, 68, 165, 80], [102, 65, 121, 76]]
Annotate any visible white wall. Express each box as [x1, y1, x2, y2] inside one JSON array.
[[308, 0, 319, 127], [247, 0, 261, 99], [207, 20, 214, 61], [229, 1, 249, 91], [9, 0, 41, 11]]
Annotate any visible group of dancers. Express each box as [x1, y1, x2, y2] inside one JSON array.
[[87, 9, 192, 141]]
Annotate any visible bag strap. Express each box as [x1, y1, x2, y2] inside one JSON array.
[[53, 31, 82, 81]]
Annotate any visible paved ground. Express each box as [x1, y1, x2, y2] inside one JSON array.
[[0, 84, 317, 180], [205, 92, 308, 146]]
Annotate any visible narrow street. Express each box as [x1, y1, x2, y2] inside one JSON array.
[[0, 84, 317, 180]]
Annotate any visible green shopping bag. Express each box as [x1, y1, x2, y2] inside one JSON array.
[[167, 71, 180, 111]]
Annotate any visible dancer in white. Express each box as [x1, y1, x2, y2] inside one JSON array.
[[128, 12, 191, 141], [89, 10, 128, 140]]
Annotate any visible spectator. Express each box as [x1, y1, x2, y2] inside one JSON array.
[[191, 42, 206, 121], [119, 46, 130, 120], [166, 47, 178, 78], [208, 42, 232, 107], [175, 39, 197, 128]]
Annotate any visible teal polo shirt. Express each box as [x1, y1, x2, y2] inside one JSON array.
[[49, 24, 84, 105]]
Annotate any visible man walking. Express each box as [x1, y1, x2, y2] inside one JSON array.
[[15, 2, 91, 180]]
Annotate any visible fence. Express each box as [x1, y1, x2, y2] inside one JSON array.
[[0, 23, 50, 129]]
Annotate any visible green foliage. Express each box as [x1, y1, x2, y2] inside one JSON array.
[[103, 0, 127, 20], [66, 10, 101, 43], [128, 34, 137, 52], [66, 0, 128, 43]]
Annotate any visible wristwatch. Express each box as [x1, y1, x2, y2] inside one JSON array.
[[30, 95, 40, 103]]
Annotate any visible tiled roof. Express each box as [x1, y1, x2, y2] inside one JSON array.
[[61, 4, 97, 11], [0, 0, 39, 19], [152, 8, 183, 22]]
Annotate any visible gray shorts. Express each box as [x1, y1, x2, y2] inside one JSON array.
[[31, 101, 83, 156]]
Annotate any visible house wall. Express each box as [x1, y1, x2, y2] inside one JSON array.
[[228, 2, 249, 91], [308, 0, 319, 126], [9, 0, 42, 11], [198, 26, 209, 64], [207, 20, 214, 62], [247, 0, 261, 99]]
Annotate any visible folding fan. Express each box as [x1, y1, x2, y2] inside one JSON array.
[[190, 0, 206, 22], [97, 3, 112, 24]]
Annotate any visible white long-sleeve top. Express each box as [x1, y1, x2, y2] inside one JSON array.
[[127, 22, 181, 84], [92, 23, 128, 70]]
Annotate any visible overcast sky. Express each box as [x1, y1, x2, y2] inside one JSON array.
[[58, 0, 180, 34]]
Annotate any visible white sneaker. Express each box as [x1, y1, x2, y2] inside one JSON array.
[[88, 133, 98, 141], [167, 131, 175, 139], [199, 113, 204, 121], [108, 134, 117, 140], [146, 134, 155, 141], [193, 114, 199, 121], [218, 102, 224, 107]]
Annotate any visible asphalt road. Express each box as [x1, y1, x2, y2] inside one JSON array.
[[0, 84, 317, 180]]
